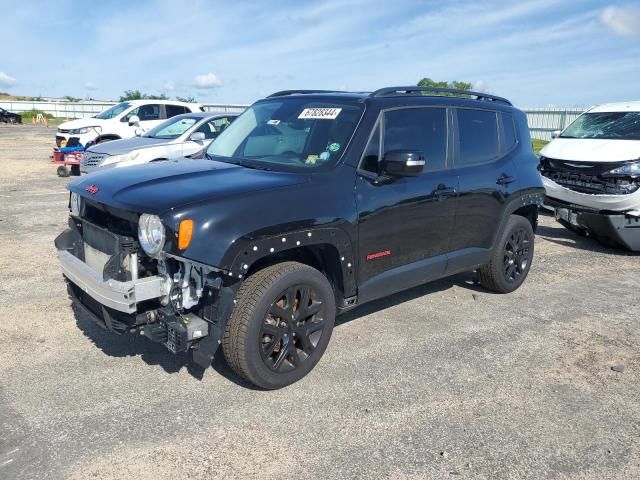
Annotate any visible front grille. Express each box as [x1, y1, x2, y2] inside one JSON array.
[[541, 158, 639, 195], [82, 152, 107, 169], [82, 200, 138, 238], [58, 128, 71, 134]]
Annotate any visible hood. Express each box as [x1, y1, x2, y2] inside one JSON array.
[[58, 117, 109, 130], [68, 158, 308, 214], [541, 138, 640, 163], [86, 136, 171, 155]]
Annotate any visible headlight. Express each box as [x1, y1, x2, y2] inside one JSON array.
[[70, 192, 82, 216], [138, 214, 165, 256], [604, 161, 640, 177], [70, 126, 98, 134], [101, 154, 123, 166]]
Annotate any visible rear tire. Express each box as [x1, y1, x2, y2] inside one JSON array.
[[222, 262, 336, 389], [479, 215, 534, 293]]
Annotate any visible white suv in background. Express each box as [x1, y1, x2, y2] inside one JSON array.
[[540, 101, 640, 250], [55, 100, 204, 149]]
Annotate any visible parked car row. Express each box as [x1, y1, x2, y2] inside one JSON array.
[[80, 112, 237, 173], [54, 86, 546, 389]]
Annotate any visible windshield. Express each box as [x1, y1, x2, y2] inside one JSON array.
[[561, 112, 640, 140], [95, 102, 132, 120], [206, 98, 364, 170], [144, 116, 199, 139]]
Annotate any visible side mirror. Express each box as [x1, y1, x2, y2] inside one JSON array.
[[551, 130, 561, 139], [189, 132, 206, 142], [128, 115, 140, 126], [381, 150, 425, 177]]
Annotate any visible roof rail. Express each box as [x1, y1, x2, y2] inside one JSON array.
[[370, 86, 512, 106], [267, 90, 347, 98]]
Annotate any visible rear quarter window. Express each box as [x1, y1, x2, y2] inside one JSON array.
[[456, 109, 499, 166], [501, 112, 517, 152]]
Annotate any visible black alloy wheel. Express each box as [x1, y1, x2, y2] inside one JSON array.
[[478, 214, 535, 293], [259, 284, 327, 373], [503, 227, 531, 283]]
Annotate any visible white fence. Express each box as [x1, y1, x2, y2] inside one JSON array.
[[524, 108, 585, 141], [0, 100, 249, 118], [1, 99, 585, 141]]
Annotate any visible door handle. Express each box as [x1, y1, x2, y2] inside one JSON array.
[[496, 173, 516, 185], [433, 184, 456, 199]]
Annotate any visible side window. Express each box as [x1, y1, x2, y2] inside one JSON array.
[[457, 109, 499, 166], [166, 105, 188, 118], [360, 122, 381, 173], [501, 112, 517, 152], [196, 117, 233, 139], [137, 104, 161, 121], [383, 107, 447, 172]]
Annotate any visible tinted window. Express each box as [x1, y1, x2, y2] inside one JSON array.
[[383, 108, 447, 172], [360, 123, 381, 173], [122, 104, 161, 122], [457, 109, 499, 166], [502, 112, 517, 151], [166, 105, 188, 118]]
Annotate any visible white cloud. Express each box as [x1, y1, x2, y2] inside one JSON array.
[[84, 81, 97, 91], [472, 80, 491, 92], [0, 72, 17, 88], [163, 80, 176, 91], [600, 5, 640, 37], [193, 73, 223, 89]]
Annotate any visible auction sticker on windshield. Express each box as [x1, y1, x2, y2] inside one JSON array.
[[298, 108, 342, 120]]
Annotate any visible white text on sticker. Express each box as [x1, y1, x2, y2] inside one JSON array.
[[298, 108, 342, 120]]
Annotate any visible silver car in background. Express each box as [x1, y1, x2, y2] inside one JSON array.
[[80, 112, 238, 174]]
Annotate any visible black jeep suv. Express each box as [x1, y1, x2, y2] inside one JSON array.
[[55, 86, 544, 389]]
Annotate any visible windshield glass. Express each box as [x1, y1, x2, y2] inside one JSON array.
[[144, 116, 199, 139], [561, 112, 640, 140], [206, 98, 364, 170], [95, 102, 132, 120]]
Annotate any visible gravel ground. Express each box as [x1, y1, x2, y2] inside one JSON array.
[[0, 124, 639, 480]]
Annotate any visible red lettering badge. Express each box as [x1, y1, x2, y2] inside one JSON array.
[[85, 185, 99, 195]]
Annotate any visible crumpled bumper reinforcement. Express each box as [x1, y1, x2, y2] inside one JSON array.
[[57, 249, 165, 313]]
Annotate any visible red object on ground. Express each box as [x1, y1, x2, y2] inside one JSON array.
[[51, 149, 83, 166]]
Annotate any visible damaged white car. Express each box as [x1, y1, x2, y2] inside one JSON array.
[[540, 101, 640, 250]]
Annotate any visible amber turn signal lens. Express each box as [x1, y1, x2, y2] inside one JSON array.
[[178, 219, 194, 250]]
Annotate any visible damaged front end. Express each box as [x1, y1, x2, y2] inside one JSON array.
[[541, 157, 640, 250], [55, 199, 237, 368]]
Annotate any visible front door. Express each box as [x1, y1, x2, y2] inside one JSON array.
[[355, 107, 457, 300]]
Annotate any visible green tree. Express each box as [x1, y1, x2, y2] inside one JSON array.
[[417, 78, 474, 94], [176, 95, 197, 103], [119, 90, 169, 101]]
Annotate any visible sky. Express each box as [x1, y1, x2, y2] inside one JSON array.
[[0, 0, 639, 107]]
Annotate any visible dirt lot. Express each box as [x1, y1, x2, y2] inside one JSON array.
[[0, 124, 639, 480]]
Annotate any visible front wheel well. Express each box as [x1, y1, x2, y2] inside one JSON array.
[[246, 244, 345, 301]]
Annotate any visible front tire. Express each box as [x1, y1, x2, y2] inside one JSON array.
[[222, 262, 336, 389], [479, 215, 535, 293]]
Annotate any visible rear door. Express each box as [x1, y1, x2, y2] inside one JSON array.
[[448, 108, 518, 256]]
